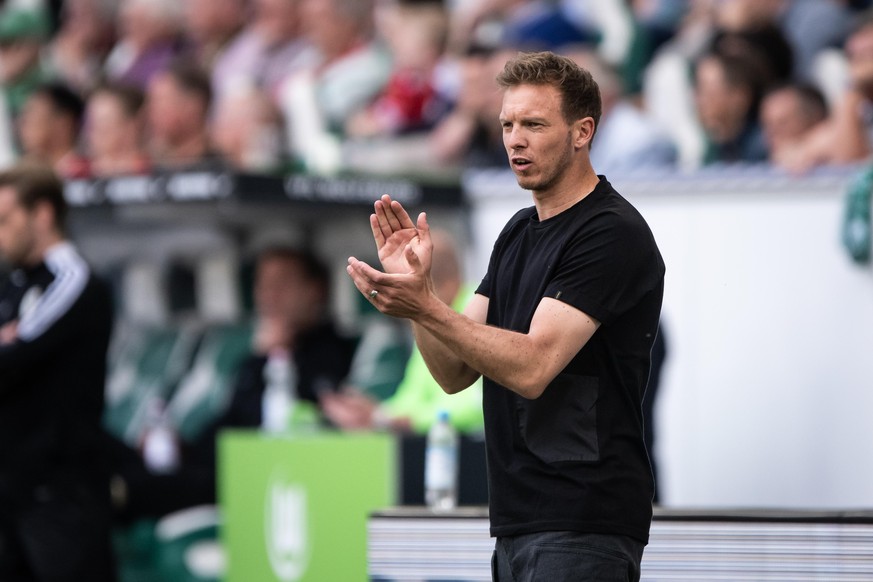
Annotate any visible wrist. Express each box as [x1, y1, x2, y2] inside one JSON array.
[[414, 291, 453, 327]]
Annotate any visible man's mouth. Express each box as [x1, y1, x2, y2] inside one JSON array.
[[511, 157, 532, 170]]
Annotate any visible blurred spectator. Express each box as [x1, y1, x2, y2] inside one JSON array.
[[693, 48, 769, 164], [568, 47, 677, 173], [278, 0, 392, 173], [183, 0, 247, 74], [710, 25, 794, 87], [104, 0, 187, 90], [18, 83, 90, 179], [211, 0, 309, 105], [643, 2, 798, 168], [0, 162, 116, 580], [429, 45, 514, 169], [787, 10, 873, 170], [210, 85, 285, 173], [220, 246, 357, 425], [109, 246, 356, 520], [0, 7, 54, 121], [85, 83, 151, 177], [346, 1, 451, 139], [698, 24, 793, 166], [145, 60, 223, 170], [760, 82, 828, 170], [450, 0, 597, 55], [628, 0, 687, 58], [48, 0, 117, 94], [322, 230, 483, 434], [643, 2, 726, 169], [716, 0, 851, 83], [622, 0, 687, 96]]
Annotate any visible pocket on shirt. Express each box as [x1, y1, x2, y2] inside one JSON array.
[[517, 374, 599, 464]]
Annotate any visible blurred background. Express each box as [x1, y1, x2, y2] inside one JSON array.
[[1, 0, 873, 580]]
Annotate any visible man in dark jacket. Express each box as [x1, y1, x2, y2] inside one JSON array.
[[0, 161, 116, 581]]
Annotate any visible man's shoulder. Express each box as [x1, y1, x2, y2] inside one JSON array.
[[589, 177, 653, 227], [496, 206, 536, 238], [508, 205, 537, 224]]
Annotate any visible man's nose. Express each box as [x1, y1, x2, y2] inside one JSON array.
[[505, 127, 526, 149]]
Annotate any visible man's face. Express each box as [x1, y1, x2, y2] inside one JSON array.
[[146, 74, 203, 145], [0, 187, 37, 267], [694, 55, 750, 142], [86, 92, 129, 157], [257, 0, 299, 45], [500, 83, 576, 194], [760, 89, 809, 152], [18, 94, 57, 156], [254, 255, 322, 330]]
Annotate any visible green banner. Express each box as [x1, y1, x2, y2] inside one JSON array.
[[219, 430, 396, 581]]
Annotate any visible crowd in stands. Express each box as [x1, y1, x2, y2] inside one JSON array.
[[5, 2, 872, 579], [0, 0, 869, 180]]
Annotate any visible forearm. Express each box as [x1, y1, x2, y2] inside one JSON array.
[[413, 297, 553, 399], [411, 320, 480, 394], [831, 90, 872, 163]]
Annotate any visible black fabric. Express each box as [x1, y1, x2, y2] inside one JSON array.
[[475, 176, 664, 544], [644, 323, 667, 504], [0, 255, 116, 581]]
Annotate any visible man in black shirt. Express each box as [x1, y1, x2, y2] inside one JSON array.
[[0, 162, 116, 581], [347, 51, 664, 581]]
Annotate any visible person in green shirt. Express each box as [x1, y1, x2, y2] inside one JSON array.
[[0, 8, 53, 122], [321, 230, 483, 434]]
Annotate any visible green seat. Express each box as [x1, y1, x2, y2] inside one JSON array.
[[167, 322, 253, 442], [345, 315, 411, 401], [153, 505, 224, 582], [104, 324, 201, 445], [113, 519, 160, 582], [115, 506, 224, 582]]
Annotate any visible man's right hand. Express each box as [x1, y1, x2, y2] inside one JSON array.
[[0, 320, 18, 345], [371, 195, 432, 276], [253, 317, 292, 354]]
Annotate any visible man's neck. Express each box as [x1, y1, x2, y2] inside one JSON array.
[[24, 234, 65, 267], [533, 167, 601, 221]]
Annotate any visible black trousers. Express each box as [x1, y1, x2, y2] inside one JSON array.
[[0, 481, 117, 582]]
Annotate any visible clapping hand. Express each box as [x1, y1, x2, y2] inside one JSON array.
[[347, 195, 436, 319], [371, 195, 432, 276]]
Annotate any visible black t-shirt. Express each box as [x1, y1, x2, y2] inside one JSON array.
[[475, 176, 664, 543]]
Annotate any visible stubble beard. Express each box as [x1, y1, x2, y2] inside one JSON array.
[[512, 134, 575, 193], [0, 230, 36, 268]]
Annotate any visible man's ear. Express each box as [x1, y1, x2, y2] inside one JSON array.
[[573, 117, 596, 150]]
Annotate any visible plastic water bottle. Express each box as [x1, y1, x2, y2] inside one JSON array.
[[261, 349, 298, 433], [425, 410, 459, 511], [142, 398, 180, 474]]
